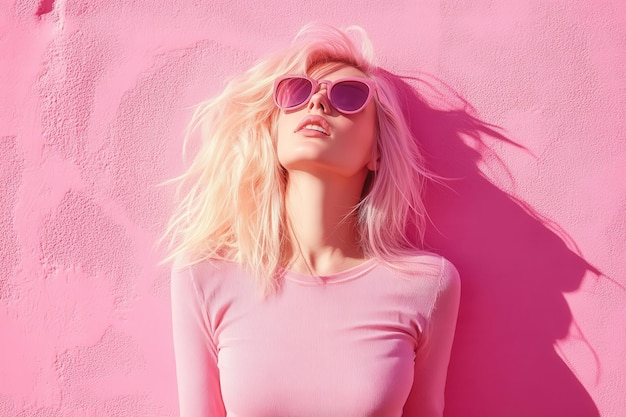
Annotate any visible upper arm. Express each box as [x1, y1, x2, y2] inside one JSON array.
[[171, 262, 227, 417], [402, 258, 461, 417]]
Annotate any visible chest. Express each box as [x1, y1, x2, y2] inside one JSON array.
[[213, 288, 421, 417]]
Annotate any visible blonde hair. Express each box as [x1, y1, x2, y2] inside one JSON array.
[[161, 23, 432, 298]]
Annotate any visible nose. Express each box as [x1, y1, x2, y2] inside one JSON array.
[[307, 84, 330, 113]]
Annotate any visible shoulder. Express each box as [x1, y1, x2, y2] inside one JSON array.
[[171, 254, 246, 294], [380, 251, 460, 308], [385, 251, 459, 285], [172, 253, 227, 275], [390, 252, 461, 337]]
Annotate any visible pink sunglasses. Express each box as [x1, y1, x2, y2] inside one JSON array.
[[273, 75, 377, 114]]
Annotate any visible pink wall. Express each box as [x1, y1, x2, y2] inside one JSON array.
[[1, 0, 625, 416]]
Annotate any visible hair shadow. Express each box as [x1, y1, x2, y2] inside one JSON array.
[[380, 69, 602, 417]]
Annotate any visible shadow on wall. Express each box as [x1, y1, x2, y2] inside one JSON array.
[[382, 70, 601, 417]]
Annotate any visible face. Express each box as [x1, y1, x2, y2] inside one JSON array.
[[275, 64, 378, 179]]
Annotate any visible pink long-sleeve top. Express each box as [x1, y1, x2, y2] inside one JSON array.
[[171, 252, 460, 417]]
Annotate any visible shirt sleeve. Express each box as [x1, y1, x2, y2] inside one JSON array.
[[402, 258, 461, 417], [171, 260, 227, 417]]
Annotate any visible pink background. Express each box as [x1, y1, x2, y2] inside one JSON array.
[[1, 0, 625, 416]]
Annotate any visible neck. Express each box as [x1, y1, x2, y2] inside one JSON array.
[[284, 170, 368, 275]]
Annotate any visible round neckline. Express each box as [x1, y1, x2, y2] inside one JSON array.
[[282, 258, 378, 286]]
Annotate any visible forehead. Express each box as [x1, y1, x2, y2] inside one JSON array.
[[307, 63, 368, 80]]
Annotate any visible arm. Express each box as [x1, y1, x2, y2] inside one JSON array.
[[402, 258, 461, 417], [171, 261, 227, 417]]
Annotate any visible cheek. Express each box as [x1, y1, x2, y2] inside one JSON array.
[[276, 114, 293, 146], [350, 110, 378, 154], [276, 113, 299, 162]]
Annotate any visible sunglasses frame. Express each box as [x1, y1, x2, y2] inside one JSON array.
[[273, 75, 377, 115]]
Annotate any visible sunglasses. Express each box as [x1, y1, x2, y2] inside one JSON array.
[[273, 75, 376, 114]]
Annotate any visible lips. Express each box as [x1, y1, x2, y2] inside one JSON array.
[[295, 115, 331, 136]]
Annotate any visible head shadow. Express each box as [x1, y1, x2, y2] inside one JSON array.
[[380, 68, 607, 416]]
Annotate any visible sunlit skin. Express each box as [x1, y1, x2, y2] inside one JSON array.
[[276, 65, 379, 275]]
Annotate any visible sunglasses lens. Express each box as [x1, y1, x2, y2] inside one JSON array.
[[331, 81, 370, 112], [275, 77, 313, 109]]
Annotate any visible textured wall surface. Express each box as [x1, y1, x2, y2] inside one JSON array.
[[1, 0, 625, 416]]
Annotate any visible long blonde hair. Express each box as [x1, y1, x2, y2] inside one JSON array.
[[161, 23, 432, 298]]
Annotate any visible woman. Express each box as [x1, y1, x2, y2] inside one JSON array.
[[164, 23, 460, 417]]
